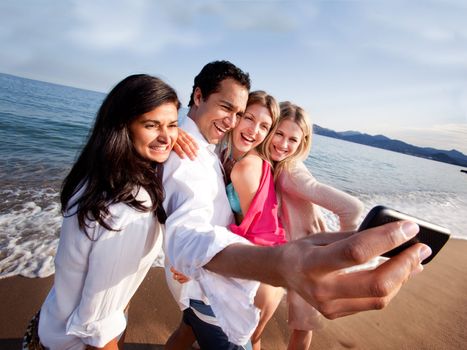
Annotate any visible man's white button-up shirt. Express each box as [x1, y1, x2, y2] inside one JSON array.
[[162, 116, 259, 345]]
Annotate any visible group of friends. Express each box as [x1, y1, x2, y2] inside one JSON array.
[[23, 60, 432, 350]]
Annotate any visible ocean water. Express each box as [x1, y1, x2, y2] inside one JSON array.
[[1, 73, 466, 279]]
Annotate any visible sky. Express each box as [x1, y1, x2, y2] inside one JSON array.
[[1, 0, 466, 154]]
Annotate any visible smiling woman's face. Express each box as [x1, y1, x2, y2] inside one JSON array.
[[231, 103, 272, 159], [129, 102, 179, 163], [269, 119, 303, 162]]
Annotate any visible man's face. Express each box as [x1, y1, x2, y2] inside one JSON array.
[[192, 78, 249, 144]]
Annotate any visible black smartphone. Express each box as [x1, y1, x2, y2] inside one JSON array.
[[359, 205, 450, 264]]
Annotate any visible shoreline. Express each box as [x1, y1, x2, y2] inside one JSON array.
[[1, 239, 466, 349]]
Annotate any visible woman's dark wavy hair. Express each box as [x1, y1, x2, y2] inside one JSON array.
[[61, 74, 180, 237]]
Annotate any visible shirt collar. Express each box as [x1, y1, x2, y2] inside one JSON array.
[[183, 115, 217, 152]]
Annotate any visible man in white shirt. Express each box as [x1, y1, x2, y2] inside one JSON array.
[[163, 61, 256, 349], [162, 61, 431, 349]]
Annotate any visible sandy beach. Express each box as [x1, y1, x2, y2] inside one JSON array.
[[1, 239, 466, 350]]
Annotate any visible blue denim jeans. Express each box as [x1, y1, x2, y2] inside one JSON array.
[[183, 300, 252, 350]]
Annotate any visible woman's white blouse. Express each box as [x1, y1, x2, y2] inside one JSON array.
[[38, 188, 163, 349]]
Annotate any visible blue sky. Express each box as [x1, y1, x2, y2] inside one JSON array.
[[1, 0, 466, 153]]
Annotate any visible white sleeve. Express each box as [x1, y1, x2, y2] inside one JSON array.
[[65, 206, 159, 347], [198, 269, 260, 345], [163, 153, 249, 278], [281, 162, 364, 231], [163, 153, 260, 345]]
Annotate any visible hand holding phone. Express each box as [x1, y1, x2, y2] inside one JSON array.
[[359, 206, 450, 264]]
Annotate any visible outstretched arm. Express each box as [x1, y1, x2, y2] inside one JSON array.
[[206, 220, 431, 319], [278, 162, 364, 231]]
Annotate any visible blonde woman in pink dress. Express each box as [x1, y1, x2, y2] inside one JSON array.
[[224, 91, 286, 350], [261, 101, 364, 350], [168, 90, 286, 350]]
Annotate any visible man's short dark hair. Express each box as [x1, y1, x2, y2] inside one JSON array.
[[188, 60, 251, 107]]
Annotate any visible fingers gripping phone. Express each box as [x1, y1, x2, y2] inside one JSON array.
[[359, 206, 450, 264]]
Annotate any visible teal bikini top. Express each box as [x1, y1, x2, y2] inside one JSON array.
[[226, 182, 242, 214]]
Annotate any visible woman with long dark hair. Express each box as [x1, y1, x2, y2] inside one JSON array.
[[23, 74, 181, 350]]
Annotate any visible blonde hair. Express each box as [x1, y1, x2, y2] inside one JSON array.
[[262, 101, 312, 178], [222, 90, 280, 164]]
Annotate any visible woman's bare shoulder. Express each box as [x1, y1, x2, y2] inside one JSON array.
[[234, 152, 262, 171]]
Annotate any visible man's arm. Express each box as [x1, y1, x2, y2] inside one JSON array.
[[206, 220, 431, 319], [163, 149, 250, 278]]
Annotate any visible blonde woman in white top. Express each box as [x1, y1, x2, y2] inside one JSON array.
[[261, 101, 364, 350], [24, 74, 182, 350]]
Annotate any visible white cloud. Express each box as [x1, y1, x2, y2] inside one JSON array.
[[67, 0, 204, 54], [69, 1, 145, 50], [362, 1, 467, 68], [1, 0, 466, 152]]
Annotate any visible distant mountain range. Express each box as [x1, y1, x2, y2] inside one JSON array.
[[313, 125, 467, 168]]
